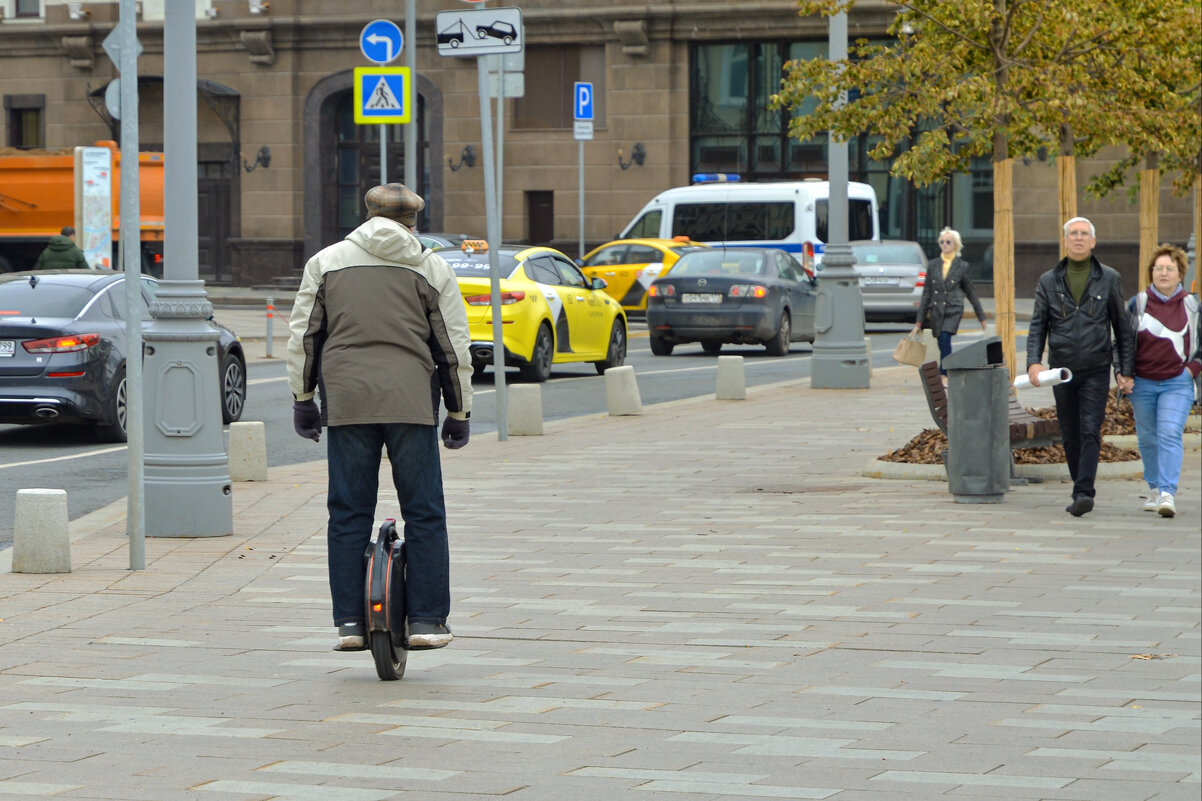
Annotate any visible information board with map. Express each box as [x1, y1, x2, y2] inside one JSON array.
[[75, 146, 113, 269]]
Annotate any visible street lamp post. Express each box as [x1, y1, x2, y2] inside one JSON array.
[[141, 0, 233, 537], [810, 9, 870, 390]]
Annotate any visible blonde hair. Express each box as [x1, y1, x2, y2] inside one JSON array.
[[1145, 243, 1187, 286], [938, 227, 963, 257]]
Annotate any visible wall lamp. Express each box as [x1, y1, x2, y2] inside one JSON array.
[[243, 145, 271, 172], [618, 142, 646, 170], [448, 145, 476, 172]]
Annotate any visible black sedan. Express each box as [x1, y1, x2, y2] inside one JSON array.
[[0, 270, 247, 442], [645, 247, 817, 356]]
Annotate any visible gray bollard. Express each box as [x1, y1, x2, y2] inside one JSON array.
[[715, 355, 746, 400], [13, 489, 71, 574], [865, 336, 873, 375], [228, 421, 269, 481], [604, 364, 643, 416], [508, 384, 544, 436], [921, 328, 939, 365], [265, 297, 275, 359]]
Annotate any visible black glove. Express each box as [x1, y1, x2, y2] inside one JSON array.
[[293, 399, 321, 442], [441, 416, 469, 449]]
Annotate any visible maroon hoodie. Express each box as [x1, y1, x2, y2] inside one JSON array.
[[1133, 288, 1201, 381]]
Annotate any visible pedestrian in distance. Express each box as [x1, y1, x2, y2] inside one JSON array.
[[1026, 216, 1135, 517], [1116, 243, 1200, 519], [286, 182, 473, 653], [914, 226, 987, 375], [34, 226, 89, 270]]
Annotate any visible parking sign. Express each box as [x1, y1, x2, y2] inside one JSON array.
[[574, 82, 593, 121]]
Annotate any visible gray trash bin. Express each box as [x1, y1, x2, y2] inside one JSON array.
[[942, 337, 1009, 503]]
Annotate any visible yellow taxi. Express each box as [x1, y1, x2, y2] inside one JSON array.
[[578, 237, 709, 314], [438, 242, 628, 382]]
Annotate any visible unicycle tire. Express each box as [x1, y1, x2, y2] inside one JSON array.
[[371, 629, 407, 681]]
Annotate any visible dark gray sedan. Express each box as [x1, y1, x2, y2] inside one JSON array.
[[848, 239, 927, 323], [0, 270, 246, 442], [645, 247, 817, 356]]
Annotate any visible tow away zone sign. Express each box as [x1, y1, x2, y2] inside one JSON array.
[[353, 67, 411, 124]]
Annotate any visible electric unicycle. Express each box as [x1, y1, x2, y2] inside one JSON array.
[[364, 519, 409, 680]]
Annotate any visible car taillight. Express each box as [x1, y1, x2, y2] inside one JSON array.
[[916, 270, 926, 288], [23, 333, 100, 353], [464, 291, 526, 306], [729, 284, 768, 298], [648, 284, 675, 297]]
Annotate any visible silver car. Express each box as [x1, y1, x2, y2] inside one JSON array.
[[848, 239, 927, 323]]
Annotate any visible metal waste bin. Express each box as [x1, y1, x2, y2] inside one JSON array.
[[943, 337, 1009, 503]]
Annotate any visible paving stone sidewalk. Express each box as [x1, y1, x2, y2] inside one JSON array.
[[1, 366, 1197, 801]]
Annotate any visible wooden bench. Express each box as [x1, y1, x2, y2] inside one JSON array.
[[920, 360, 1061, 479]]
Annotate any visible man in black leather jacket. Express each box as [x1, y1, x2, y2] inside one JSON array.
[[1026, 217, 1135, 517]]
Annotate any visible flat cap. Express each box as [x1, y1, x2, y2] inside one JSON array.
[[364, 183, 425, 226]]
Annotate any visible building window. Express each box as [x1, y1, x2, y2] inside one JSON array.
[[4, 94, 45, 149], [512, 46, 605, 129], [16, 0, 42, 18]]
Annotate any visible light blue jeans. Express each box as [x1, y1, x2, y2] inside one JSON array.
[[1130, 371, 1195, 496]]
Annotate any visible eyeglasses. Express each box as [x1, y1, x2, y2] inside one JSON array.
[[938, 239, 953, 245], [1151, 265, 1178, 273]]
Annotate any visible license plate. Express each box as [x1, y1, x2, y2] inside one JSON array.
[[681, 293, 722, 304], [0, 340, 13, 358], [862, 276, 899, 286]]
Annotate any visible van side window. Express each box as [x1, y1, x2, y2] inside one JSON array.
[[816, 199, 875, 243], [626, 210, 662, 239], [672, 202, 794, 242]]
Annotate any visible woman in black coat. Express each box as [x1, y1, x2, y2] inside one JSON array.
[[914, 227, 987, 374]]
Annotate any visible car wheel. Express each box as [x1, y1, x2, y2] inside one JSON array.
[[97, 366, 128, 443], [649, 334, 674, 356], [472, 362, 488, 378], [519, 325, 554, 382], [765, 311, 791, 356], [594, 320, 627, 374], [701, 341, 722, 354], [220, 354, 247, 424]]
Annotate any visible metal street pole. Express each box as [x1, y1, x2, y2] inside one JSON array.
[[810, 10, 870, 389], [117, 0, 144, 569], [404, 0, 416, 192], [478, 58, 508, 440], [142, 0, 232, 537]]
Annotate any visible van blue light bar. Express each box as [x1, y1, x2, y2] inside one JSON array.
[[691, 173, 741, 183]]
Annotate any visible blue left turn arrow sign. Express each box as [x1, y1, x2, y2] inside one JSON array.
[[360, 20, 403, 65]]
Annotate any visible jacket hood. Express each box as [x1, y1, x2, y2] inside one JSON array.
[[45, 235, 75, 251], [346, 217, 425, 265]]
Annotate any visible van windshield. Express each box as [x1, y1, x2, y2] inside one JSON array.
[[671, 202, 794, 242], [815, 199, 875, 243]]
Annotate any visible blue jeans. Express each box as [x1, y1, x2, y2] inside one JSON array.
[[1130, 371, 1195, 496], [326, 423, 450, 627], [1052, 369, 1111, 500], [936, 332, 953, 374]]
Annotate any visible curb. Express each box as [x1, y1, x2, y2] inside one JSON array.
[[864, 456, 1145, 482], [1105, 433, 1201, 452]]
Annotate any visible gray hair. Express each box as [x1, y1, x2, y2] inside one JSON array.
[[1063, 217, 1096, 238], [938, 227, 963, 257]]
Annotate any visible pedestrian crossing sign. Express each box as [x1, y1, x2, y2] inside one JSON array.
[[353, 67, 411, 124]]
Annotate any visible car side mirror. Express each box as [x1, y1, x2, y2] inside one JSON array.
[[591, 277, 608, 290]]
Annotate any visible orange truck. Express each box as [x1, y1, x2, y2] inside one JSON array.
[[0, 140, 164, 273]]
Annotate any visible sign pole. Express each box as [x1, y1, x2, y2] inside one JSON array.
[[380, 124, 387, 183], [579, 140, 585, 260], [478, 58, 508, 440], [404, 0, 416, 193]]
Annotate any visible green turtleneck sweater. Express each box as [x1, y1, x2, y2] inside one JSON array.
[[1065, 258, 1091, 305]]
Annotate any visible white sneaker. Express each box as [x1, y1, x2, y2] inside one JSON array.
[[1142, 493, 1161, 512], [1158, 493, 1176, 518]]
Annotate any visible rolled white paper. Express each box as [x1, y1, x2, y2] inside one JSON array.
[[1013, 367, 1073, 390]]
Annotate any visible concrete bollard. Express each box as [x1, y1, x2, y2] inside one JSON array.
[[228, 421, 269, 482], [715, 355, 746, 400], [604, 364, 643, 416], [13, 489, 71, 574], [865, 337, 873, 376], [508, 384, 544, 436], [921, 328, 940, 365]]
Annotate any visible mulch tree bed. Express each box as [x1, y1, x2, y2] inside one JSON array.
[[882, 392, 1200, 466]]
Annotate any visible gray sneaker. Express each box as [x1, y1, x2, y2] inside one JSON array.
[[333, 622, 366, 651], [1142, 492, 1162, 512], [407, 621, 453, 649], [1158, 493, 1176, 518]]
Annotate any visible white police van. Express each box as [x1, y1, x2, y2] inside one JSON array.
[[618, 175, 880, 273]]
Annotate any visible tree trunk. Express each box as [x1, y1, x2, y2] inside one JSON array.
[[1139, 151, 1160, 273], [993, 154, 1016, 381], [1194, 173, 1201, 294], [1057, 124, 1076, 260]]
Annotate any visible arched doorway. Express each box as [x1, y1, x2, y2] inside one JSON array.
[[303, 71, 443, 261]]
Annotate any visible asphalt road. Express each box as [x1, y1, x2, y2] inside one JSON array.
[[0, 323, 917, 546]]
